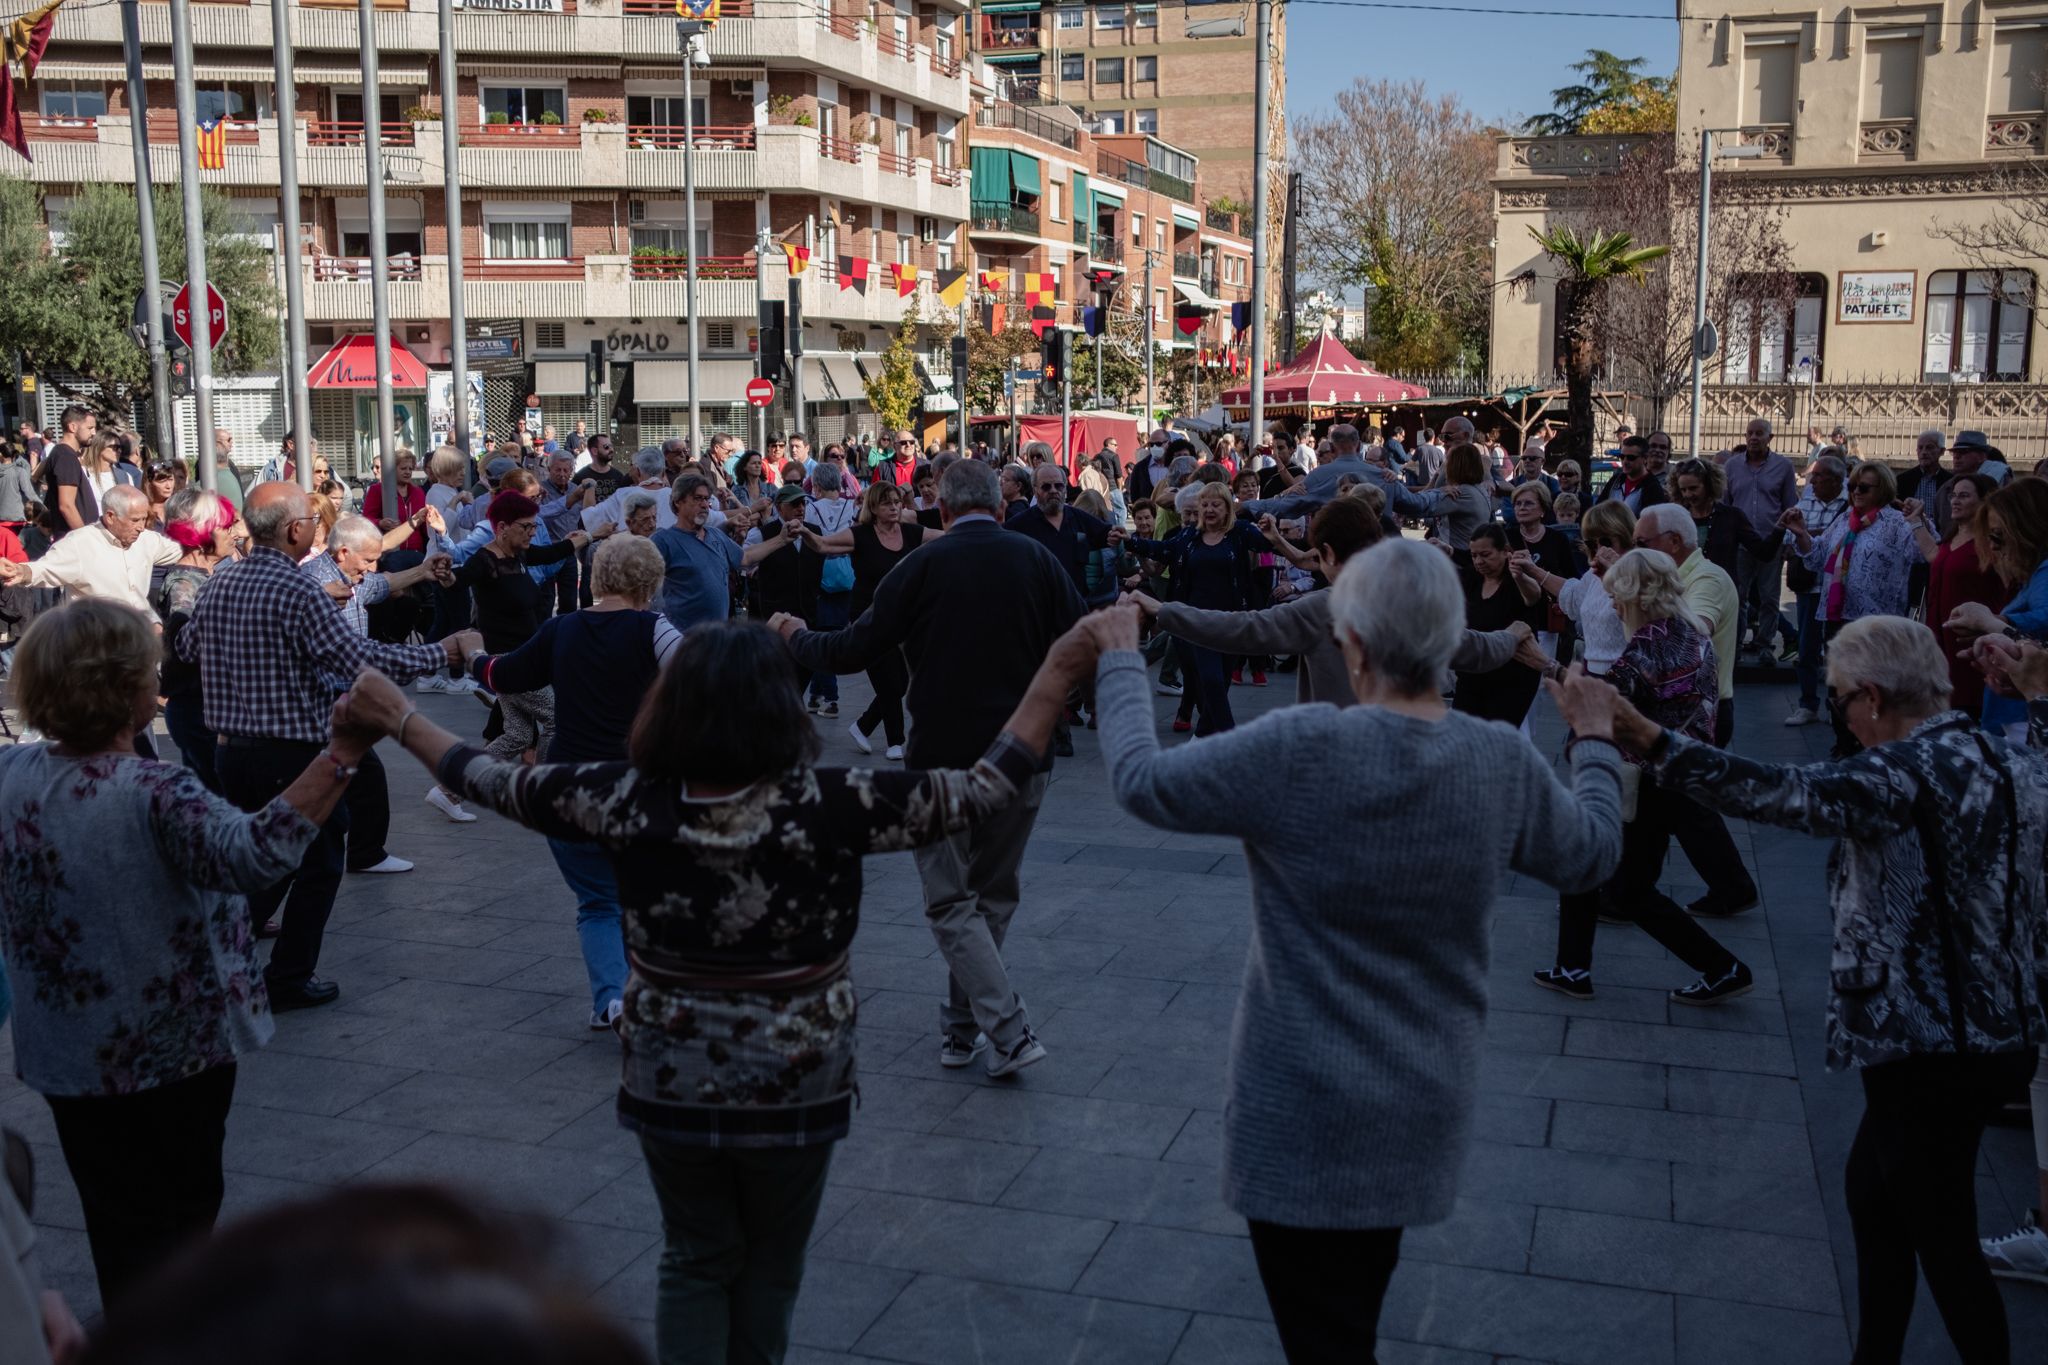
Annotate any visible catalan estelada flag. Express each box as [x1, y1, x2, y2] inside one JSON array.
[[836, 255, 869, 295], [934, 268, 967, 311], [889, 262, 918, 297], [196, 117, 227, 171], [675, 0, 719, 23], [780, 243, 810, 276]]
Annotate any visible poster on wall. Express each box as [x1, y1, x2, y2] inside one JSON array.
[[1837, 271, 1917, 324], [428, 372, 486, 450], [354, 395, 425, 468]]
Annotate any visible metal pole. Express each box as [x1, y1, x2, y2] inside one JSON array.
[[1248, 0, 1271, 447], [440, 0, 471, 465], [1688, 127, 1713, 461], [679, 21, 706, 456], [789, 273, 805, 446], [753, 225, 768, 456], [1060, 335, 1072, 477], [1142, 248, 1155, 425], [955, 294, 967, 454], [358, 0, 398, 518], [1281, 169, 1301, 359], [169, 0, 215, 492], [270, 0, 313, 488], [122, 0, 176, 462], [1094, 332, 1102, 408]]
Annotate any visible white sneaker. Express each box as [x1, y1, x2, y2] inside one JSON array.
[[354, 855, 413, 874], [885, 744, 904, 761], [590, 999, 625, 1034], [424, 786, 478, 823], [847, 722, 873, 755], [986, 1028, 1047, 1078], [1783, 707, 1818, 727], [939, 1032, 987, 1068], [415, 675, 455, 694], [1983, 1210, 2048, 1284]]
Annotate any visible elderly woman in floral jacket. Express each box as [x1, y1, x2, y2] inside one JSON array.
[[1556, 613, 2048, 1365]]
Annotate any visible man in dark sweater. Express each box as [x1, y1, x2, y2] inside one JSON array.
[[770, 459, 1085, 1078]]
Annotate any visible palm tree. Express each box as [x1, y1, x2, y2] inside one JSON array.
[[1528, 225, 1668, 461]]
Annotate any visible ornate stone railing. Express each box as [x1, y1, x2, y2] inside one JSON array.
[[1497, 135, 1652, 177], [1859, 118, 1916, 160], [1987, 113, 2043, 156]]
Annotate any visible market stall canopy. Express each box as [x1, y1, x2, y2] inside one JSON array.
[[1221, 335, 1429, 417], [307, 333, 431, 390]]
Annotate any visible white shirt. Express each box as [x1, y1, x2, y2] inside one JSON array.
[[18, 525, 181, 618], [1556, 568, 1626, 675], [580, 480, 728, 535]]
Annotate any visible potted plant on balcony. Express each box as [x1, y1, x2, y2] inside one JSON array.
[[485, 111, 510, 126], [406, 105, 440, 122], [583, 108, 619, 124], [536, 111, 563, 129], [631, 244, 686, 281], [793, 110, 815, 128]]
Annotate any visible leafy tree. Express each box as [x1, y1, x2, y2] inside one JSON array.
[[0, 176, 280, 424], [1526, 226, 1667, 460], [955, 313, 1037, 415], [1581, 80, 1677, 134], [1526, 51, 1670, 136], [863, 300, 924, 432]]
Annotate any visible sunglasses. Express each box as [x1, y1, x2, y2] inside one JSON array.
[[1850, 481, 1879, 493]]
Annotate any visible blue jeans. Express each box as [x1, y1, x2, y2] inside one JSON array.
[[548, 836, 625, 1015], [162, 693, 218, 794], [805, 592, 850, 702], [1794, 591, 1823, 710]]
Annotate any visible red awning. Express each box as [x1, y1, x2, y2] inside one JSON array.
[[1220, 334, 1429, 414], [307, 332, 433, 390]]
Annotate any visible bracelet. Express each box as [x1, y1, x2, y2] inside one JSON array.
[[321, 751, 360, 781], [396, 709, 420, 745]]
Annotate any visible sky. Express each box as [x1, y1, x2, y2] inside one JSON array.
[[1280, 0, 1681, 132]]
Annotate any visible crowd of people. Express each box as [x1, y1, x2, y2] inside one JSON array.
[[0, 402, 2044, 1365]]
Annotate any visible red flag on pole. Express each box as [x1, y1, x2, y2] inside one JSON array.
[[0, 77, 26, 163], [3, 0, 63, 80]]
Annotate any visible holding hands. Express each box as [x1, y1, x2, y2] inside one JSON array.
[[1541, 662, 1660, 753], [765, 611, 804, 641]]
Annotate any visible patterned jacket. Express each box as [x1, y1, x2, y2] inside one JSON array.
[[1650, 705, 2048, 1070]]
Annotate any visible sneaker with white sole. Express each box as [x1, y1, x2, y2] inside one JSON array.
[[352, 855, 414, 874], [416, 675, 456, 694], [939, 1033, 987, 1068], [1531, 967, 1594, 999], [1784, 707, 1818, 727], [847, 722, 873, 755], [424, 786, 478, 823], [1156, 680, 1183, 696], [590, 999, 625, 1034], [1670, 962, 1754, 1007], [885, 744, 904, 761], [986, 1029, 1047, 1078], [1983, 1210, 2048, 1284]]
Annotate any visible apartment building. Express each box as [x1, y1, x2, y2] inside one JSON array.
[[967, 0, 1279, 204], [1492, 2, 2048, 457], [966, 91, 1253, 411], [23, 0, 974, 470]]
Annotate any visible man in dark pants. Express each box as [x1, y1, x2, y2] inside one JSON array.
[[178, 482, 475, 1009], [770, 459, 1085, 1078], [1006, 463, 1122, 755]]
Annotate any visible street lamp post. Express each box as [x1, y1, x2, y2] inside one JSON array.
[[1688, 128, 1768, 459], [677, 20, 708, 456]]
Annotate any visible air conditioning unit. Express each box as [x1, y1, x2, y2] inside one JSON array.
[[917, 215, 937, 243]]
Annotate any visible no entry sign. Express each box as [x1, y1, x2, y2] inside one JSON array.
[[745, 377, 775, 408]]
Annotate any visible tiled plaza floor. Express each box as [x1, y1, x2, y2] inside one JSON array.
[[4, 662, 2045, 1363]]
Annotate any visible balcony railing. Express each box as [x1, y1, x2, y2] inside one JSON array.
[[931, 163, 964, 187], [20, 114, 100, 142], [627, 124, 757, 150], [972, 100, 1077, 151], [1089, 234, 1123, 264], [876, 147, 916, 177], [312, 255, 423, 282], [1172, 252, 1200, 278], [979, 22, 1041, 49], [931, 49, 962, 79], [1732, 124, 1791, 163], [1501, 134, 1655, 177], [972, 201, 1040, 235], [1859, 118, 1916, 159], [1094, 148, 1194, 204], [819, 133, 862, 163], [307, 119, 415, 147], [629, 253, 758, 281], [820, 11, 863, 41], [469, 258, 585, 280], [1204, 206, 1239, 232], [875, 23, 913, 59], [460, 121, 581, 146], [145, 114, 256, 145], [1988, 113, 2045, 155]]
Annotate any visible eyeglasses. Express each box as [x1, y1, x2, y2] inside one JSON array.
[[1036, 482, 1063, 492], [1850, 481, 1879, 494], [1831, 685, 1866, 710]]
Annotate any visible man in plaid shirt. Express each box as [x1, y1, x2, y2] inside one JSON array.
[[177, 482, 478, 1010]]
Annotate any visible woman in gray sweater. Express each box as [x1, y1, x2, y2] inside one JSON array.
[[1088, 538, 1626, 1362]]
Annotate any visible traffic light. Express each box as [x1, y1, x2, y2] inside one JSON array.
[[1041, 328, 1068, 386], [758, 300, 786, 384]]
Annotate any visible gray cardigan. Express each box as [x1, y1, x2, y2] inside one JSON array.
[[1095, 650, 1624, 1228], [1157, 590, 1523, 706]]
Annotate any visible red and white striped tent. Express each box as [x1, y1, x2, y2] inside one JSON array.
[[1220, 335, 1429, 418]]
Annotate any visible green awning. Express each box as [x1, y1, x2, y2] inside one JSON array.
[[1089, 183, 1124, 208], [981, 1, 1041, 10], [1072, 170, 1089, 244], [970, 146, 1012, 200], [983, 52, 1042, 64], [1010, 149, 1041, 196]]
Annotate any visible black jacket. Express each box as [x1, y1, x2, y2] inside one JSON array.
[[785, 517, 1086, 770], [1591, 471, 1668, 511]]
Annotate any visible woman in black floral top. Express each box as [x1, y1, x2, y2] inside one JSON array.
[[337, 617, 1094, 1365]]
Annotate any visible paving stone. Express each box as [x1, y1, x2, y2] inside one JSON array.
[[1458, 1140, 1670, 1220], [1664, 1066, 1807, 1123], [342, 939, 548, 988], [1532, 1207, 1839, 1314], [1073, 1223, 1269, 1318], [790, 1256, 917, 1351], [223, 1105, 426, 1184], [340, 1070, 605, 1144], [811, 1191, 1112, 1292], [1377, 1260, 1676, 1365], [934, 1086, 1194, 1159], [1564, 1018, 1798, 1076], [1088, 1051, 1230, 1111], [851, 1073, 976, 1133], [996, 1147, 1241, 1236], [358, 1130, 635, 1217], [1167, 1314, 1289, 1365], [1669, 1162, 1831, 1241], [1478, 1050, 1667, 1111], [1674, 1297, 1851, 1365], [564, 1168, 663, 1235], [1550, 1101, 1815, 1175], [338, 977, 560, 1030], [1400, 1198, 1537, 1274], [826, 1125, 1038, 1204], [1484, 1008, 1568, 1056], [230, 1049, 414, 1118], [1161, 1109, 1223, 1167], [853, 1273, 1189, 1365], [344, 1021, 583, 1082]]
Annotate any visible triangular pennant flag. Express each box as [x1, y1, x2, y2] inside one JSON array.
[[3, 0, 63, 80], [1230, 301, 1252, 335], [781, 243, 811, 276], [0, 76, 26, 164], [837, 255, 869, 295], [935, 268, 967, 310], [196, 117, 228, 171], [1029, 306, 1056, 339], [1174, 305, 1205, 337], [1081, 306, 1106, 339], [889, 261, 919, 297], [978, 268, 1009, 294]]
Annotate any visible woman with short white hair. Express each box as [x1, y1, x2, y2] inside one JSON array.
[[1534, 548, 1754, 1007], [1085, 539, 1625, 1360], [1560, 613, 2048, 1365]]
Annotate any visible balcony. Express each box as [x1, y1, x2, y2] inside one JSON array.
[[17, 114, 99, 143], [932, 163, 964, 187], [972, 100, 1078, 151], [1859, 118, 1916, 162], [1204, 207, 1239, 233], [628, 253, 758, 282], [312, 255, 422, 282], [626, 125, 758, 151], [971, 201, 1040, 236], [1171, 251, 1200, 279], [978, 20, 1042, 50], [1089, 234, 1123, 265], [1988, 113, 2045, 156], [307, 119, 415, 148], [619, 0, 754, 12], [1732, 124, 1792, 164], [460, 121, 581, 148], [1497, 134, 1655, 177], [1094, 148, 1194, 204], [876, 147, 917, 178], [820, 133, 862, 164]]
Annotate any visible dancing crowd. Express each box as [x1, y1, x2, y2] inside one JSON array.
[[0, 406, 2044, 1365]]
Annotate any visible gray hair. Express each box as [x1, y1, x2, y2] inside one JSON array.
[[1918, 428, 1947, 448], [1635, 502, 1698, 549], [1174, 484, 1205, 517], [938, 456, 1002, 515], [1328, 424, 1362, 455], [1602, 548, 1702, 634], [1746, 417, 1775, 435], [1826, 616, 1953, 714], [1810, 451, 1848, 480], [242, 486, 301, 542], [632, 446, 668, 479], [590, 534, 664, 604], [327, 513, 383, 553], [811, 462, 845, 495], [1329, 539, 1465, 697], [670, 472, 712, 506], [100, 483, 149, 518], [621, 490, 658, 520], [1166, 454, 1198, 483], [999, 462, 1031, 489]]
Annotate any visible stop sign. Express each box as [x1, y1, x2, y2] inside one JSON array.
[[171, 281, 229, 351], [745, 376, 775, 408]]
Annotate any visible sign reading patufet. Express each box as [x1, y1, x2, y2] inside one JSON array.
[[1837, 271, 1916, 324]]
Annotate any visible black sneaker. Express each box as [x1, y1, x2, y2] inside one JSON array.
[[1532, 967, 1594, 999], [1671, 962, 1754, 1007], [1054, 734, 1075, 758], [1688, 891, 1759, 918]]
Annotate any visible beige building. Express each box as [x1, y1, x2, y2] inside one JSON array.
[[1492, 2, 2048, 459]]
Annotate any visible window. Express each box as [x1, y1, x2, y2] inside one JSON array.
[[626, 93, 707, 128], [1154, 220, 1164, 251], [484, 203, 572, 259], [1050, 180, 1063, 222], [1096, 4, 1123, 28], [1863, 30, 1923, 122], [896, 235, 912, 265], [935, 13, 954, 61], [1925, 270, 2034, 381], [935, 242, 953, 269], [1994, 23, 2048, 114], [1741, 34, 1798, 126], [1099, 109, 1126, 134], [1134, 3, 1157, 27], [895, 123, 910, 160], [1134, 56, 1157, 82], [38, 81, 105, 120], [1720, 274, 1825, 382], [1131, 212, 1144, 244], [482, 84, 566, 126], [1057, 6, 1083, 27], [1134, 108, 1158, 133], [1096, 57, 1123, 84], [706, 322, 736, 349], [196, 82, 268, 122], [1061, 54, 1085, 82], [1050, 263, 1062, 297], [1152, 288, 1166, 321]]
